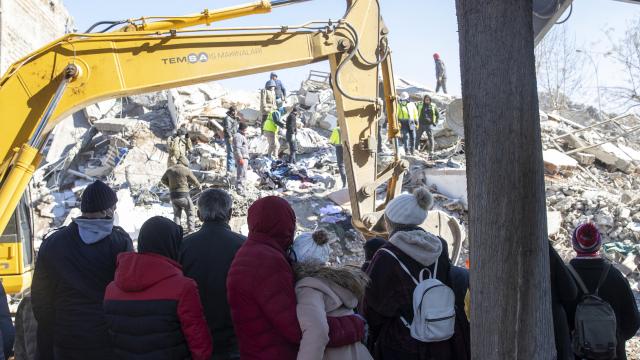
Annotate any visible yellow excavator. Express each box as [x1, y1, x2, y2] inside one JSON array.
[[0, 0, 411, 295]]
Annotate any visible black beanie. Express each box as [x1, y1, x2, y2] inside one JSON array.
[[81, 180, 118, 213]]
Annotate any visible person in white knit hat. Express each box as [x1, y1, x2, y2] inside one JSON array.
[[292, 229, 373, 360], [361, 187, 467, 359]]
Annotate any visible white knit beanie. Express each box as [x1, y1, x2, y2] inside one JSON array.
[[384, 187, 433, 226], [292, 229, 332, 264]]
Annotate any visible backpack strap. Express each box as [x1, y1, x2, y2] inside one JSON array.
[[594, 261, 611, 296], [567, 264, 590, 295], [380, 248, 419, 285]]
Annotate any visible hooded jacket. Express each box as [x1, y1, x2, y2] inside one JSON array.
[[31, 220, 133, 357], [227, 196, 365, 360], [104, 217, 212, 360], [362, 229, 468, 360], [293, 263, 373, 360]]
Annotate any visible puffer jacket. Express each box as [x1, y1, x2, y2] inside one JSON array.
[[227, 196, 365, 360], [294, 263, 373, 360], [104, 252, 212, 360]]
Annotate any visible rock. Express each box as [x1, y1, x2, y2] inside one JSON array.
[[570, 152, 596, 166], [296, 128, 329, 153], [595, 213, 615, 227], [543, 149, 578, 174], [547, 211, 563, 236], [128, 92, 168, 110], [84, 99, 118, 122], [621, 191, 638, 205], [249, 135, 270, 155], [239, 108, 261, 124], [585, 142, 635, 173]]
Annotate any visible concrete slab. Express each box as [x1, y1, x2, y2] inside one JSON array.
[[547, 210, 563, 236], [543, 149, 578, 174], [423, 168, 468, 209], [94, 118, 144, 133], [327, 188, 350, 209]]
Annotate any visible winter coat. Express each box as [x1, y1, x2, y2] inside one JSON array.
[[223, 115, 238, 140], [265, 79, 287, 99], [286, 113, 298, 138], [293, 263, 373, 360], [227, 196, 365, 360], [568, 258, 640, 360], [232, 132, 249, 160], [549, 244, 578, 360], [14, 295, 37, 360], [162, 164, 200, 195], [362, 229, 468, 360], [31, 221, 133, 357], [260, 88, 277, 115], [180, 221, 246, 353], [104, 252, 212, 360]]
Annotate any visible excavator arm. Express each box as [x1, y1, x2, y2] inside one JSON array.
[[0, 0, 400, 243]]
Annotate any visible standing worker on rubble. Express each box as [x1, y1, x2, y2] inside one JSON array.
[[329, 127, 347, 188], [261, 80, 278, 128], [223, 106, 239, 174], [434, 53, 447, 94], [162, 164, 202, 233], [416, 95, 440, 155], [285, 107, 300, 164], [266, 72, 287, 108], [233, 123, 250, 195], [168, 128, 192, 166], [397, 92, 419, 156], [32, 180, 133, 360], [263, 108, 285, 159]]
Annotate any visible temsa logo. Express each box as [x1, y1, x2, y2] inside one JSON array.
[[162, 52, 209, 65]]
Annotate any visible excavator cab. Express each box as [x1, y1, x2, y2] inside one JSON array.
[[0, 193, 35, 295]]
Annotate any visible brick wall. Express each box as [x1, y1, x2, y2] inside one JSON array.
[[0, 0, 74, 74]]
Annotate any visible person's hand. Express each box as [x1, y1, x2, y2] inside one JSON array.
[[238, 158, 245, 166]]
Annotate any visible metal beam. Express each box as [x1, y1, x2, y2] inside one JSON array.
[[533, 0, 574, 46]]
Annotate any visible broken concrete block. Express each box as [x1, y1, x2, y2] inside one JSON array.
[[327, 188, 350, 209], [547, 211, 563, 236], [128, 92, 168, 110], [249, 135, 269, 155], [423, 168, 468, 209], [296, 128, 329, 153], [543, 149, 578, 174], [585, 142, 634, 173], [84, 99, 118, 122], [319, 114, 338, 130], [619, 254, 638, 276], [94, 118, 144, 133], [239, 108, 261, 124], [570, 152, 596, 166]]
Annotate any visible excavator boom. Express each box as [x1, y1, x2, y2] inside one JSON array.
[[0, 0, 401, 293]]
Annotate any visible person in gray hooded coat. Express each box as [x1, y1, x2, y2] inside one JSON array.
[[32, 180, 133, 360]]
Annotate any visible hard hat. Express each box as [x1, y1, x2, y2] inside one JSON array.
[[400, 92, 410, 101], [266, 80, 277, 88], [433, 53, 440, 59]]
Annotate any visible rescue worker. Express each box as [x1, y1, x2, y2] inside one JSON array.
[[161, 164, 201, 233], [262, 108, 285, 159], [416, 95, 440, 154], [32, 180, 133, 360], [261, 80, 278, 127], [168, 128, 192, 166], [265, 72, 287, 107], [222, 106, 239, 174], [434, 53, 447, 94], [397, 92, 419, 156], [329, 127, 347, 188], [233, 123, 250, 194], [285, 107, 299, 164]]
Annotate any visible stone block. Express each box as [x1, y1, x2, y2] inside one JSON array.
[[543, 149, 578, 174], [570, 152, 596, 166]]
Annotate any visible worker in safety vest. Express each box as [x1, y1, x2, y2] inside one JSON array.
[[416, 95, 440, 154], [262, 109, 285, 159], [329, 127, 347, 188], [261, 81, 278, 128], [396, 92, 419, 156]]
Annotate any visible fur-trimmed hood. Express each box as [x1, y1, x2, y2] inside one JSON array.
[[293, 263, 369, 310]]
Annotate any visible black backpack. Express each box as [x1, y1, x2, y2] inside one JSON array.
[[567, 262, 617, 360]]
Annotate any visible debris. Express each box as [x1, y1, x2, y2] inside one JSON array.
[[543, 149, 578, 174]]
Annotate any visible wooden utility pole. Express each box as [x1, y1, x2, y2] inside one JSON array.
[[455, 1, 556, 358]]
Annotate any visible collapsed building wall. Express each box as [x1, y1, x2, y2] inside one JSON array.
[[0, 0, 74, 74]]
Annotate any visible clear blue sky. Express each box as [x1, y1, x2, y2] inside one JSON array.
[[63, 0, 640, 100]]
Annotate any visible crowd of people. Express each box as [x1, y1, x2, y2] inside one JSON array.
[[0, 175, 627, 360]]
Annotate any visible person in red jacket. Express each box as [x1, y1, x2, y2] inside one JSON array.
[[227, 196, 365, 360], [104, 216, 212, 360]]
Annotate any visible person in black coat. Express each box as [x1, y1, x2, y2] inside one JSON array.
[[285, 107, 300, 164], [548, 242, 578, 360], [0, 282, 15, 360], [180, 189, 246, 360], [31, 180, 133, 360], [567, 222, 640, 360]]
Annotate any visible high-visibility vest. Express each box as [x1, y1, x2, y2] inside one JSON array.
[[329, 127, 341, 145], [262, 111, 279, 133], [397, 101, 418, 121], [417, 102, 438, 125]]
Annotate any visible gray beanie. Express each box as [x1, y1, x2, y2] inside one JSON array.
[[293, 229, 331, 264], [384, 187, 433, 226]]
